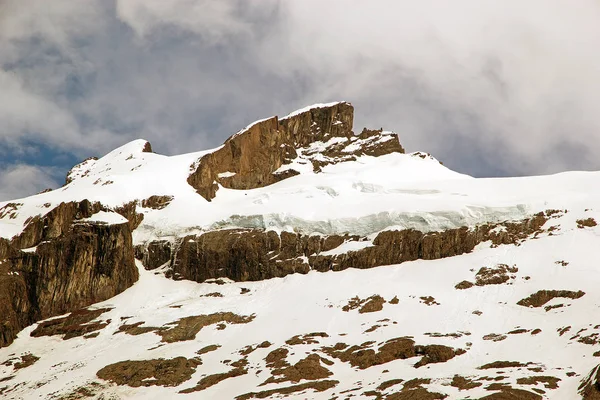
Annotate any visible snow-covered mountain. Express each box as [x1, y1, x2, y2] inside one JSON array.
[[1, 102, 600, 399]]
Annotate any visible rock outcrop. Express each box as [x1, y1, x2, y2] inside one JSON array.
[[580, 365, 600, 399], [0, 201, 138, 348], [187, 102, 404, 201], [138, 211, 549, 283]]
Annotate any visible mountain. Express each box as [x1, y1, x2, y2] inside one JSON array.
[[1, 102, 599, 399]]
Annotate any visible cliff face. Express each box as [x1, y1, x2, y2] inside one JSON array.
[[139, 212, 549, 283], [0, 201, 138, 348], [187, 102, 404, 201]]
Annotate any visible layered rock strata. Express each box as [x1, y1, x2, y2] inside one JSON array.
[[0, 201, 138, 347], [137, 212, 549, 283]]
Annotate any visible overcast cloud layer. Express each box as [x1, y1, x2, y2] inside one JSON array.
[[1, 0, 600, 200]]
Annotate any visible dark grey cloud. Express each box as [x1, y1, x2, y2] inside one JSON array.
[[1, 0, 600, 200]]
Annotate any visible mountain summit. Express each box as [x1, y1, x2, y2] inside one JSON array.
[[1, 102, 600, 399]]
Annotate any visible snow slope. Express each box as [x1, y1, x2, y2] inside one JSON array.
[[1, 210, 600, 399], [2, 104, 600, 399]]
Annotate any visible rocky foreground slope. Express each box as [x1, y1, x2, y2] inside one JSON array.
[[1, 102, 600, 399]]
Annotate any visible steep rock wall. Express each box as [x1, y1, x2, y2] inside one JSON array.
[[138, 212, 549, 283], [0, 201, 138, 348]]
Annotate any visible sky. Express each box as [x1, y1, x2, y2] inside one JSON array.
[[1, 0, 600, 201]]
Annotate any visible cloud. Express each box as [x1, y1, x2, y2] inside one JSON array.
[[114, 0, 253, 41], [0, 0, 599, 198], [257, 0, 600, 175], [0, 164, 62, 201]]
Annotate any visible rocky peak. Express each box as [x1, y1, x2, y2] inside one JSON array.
[[187, 102, 404, 201], [65, 139, 153, 185]]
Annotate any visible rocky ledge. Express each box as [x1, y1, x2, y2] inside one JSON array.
[[137, 211, 554, 283]]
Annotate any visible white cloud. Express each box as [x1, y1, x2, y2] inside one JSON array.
[[0, 0, 599, 181], [0, 164, 61, 201]]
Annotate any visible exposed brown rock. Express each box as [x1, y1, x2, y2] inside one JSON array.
[[265, 347, 290, 370], [115, 312, 254, 342], [112, 200, 144, 231], [65, 157, 98, 185], [576, 332, 600, 345], [403, 378, 432, 390], [142, 240, 171, 270], [96, 357, 200, 387], [31, 307, 112, 340], [580, 365, 600, 399], [516, 376, 560, 389], [180, 364, 248, 393], [5, 353, 40, 370], [322, 337, 461, 370], [163, 212, 549, 284], [478, 388, 542, 399], [451, 375, 482, 390], [360, 295, 387, 313], [262, 354, 332, 385], [322, 338, 413, 369], [116, 321, 158, 336], [201, 292, 224, 298], [187, 102, 404, 201], [577, 218, 597, 228], [386, 388, 447, 400], [425, 332, 469, 338], [455, 280, 474, 290], [377, 379, 404, 391], [420, 296, 440, 306], [235, 379, 339, 400], [239, 341, 271, 356], [479, 361, 531, 369], [11, 200, 102, 249], [372, 380, 446, 400], [507, 329, 529, 335], [197, 344, 221, 355], [141, 195, 173, 210], [517, 290, 585, 308], [342, 295, 386, 313], [158, 312, 255, 343], [475, 264, 518, 286], [483, 334, 507, 342], [1, 201, 137, 347], [56, 381, 106, 400], [286, 332, 329, 345], [414, 344, 463, 368]]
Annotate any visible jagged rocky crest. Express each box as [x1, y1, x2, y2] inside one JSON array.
[[187, 102, 404, 201]]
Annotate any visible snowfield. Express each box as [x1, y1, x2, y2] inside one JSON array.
[[1, 215, 600, 399], [2, 104, 600, 399]]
